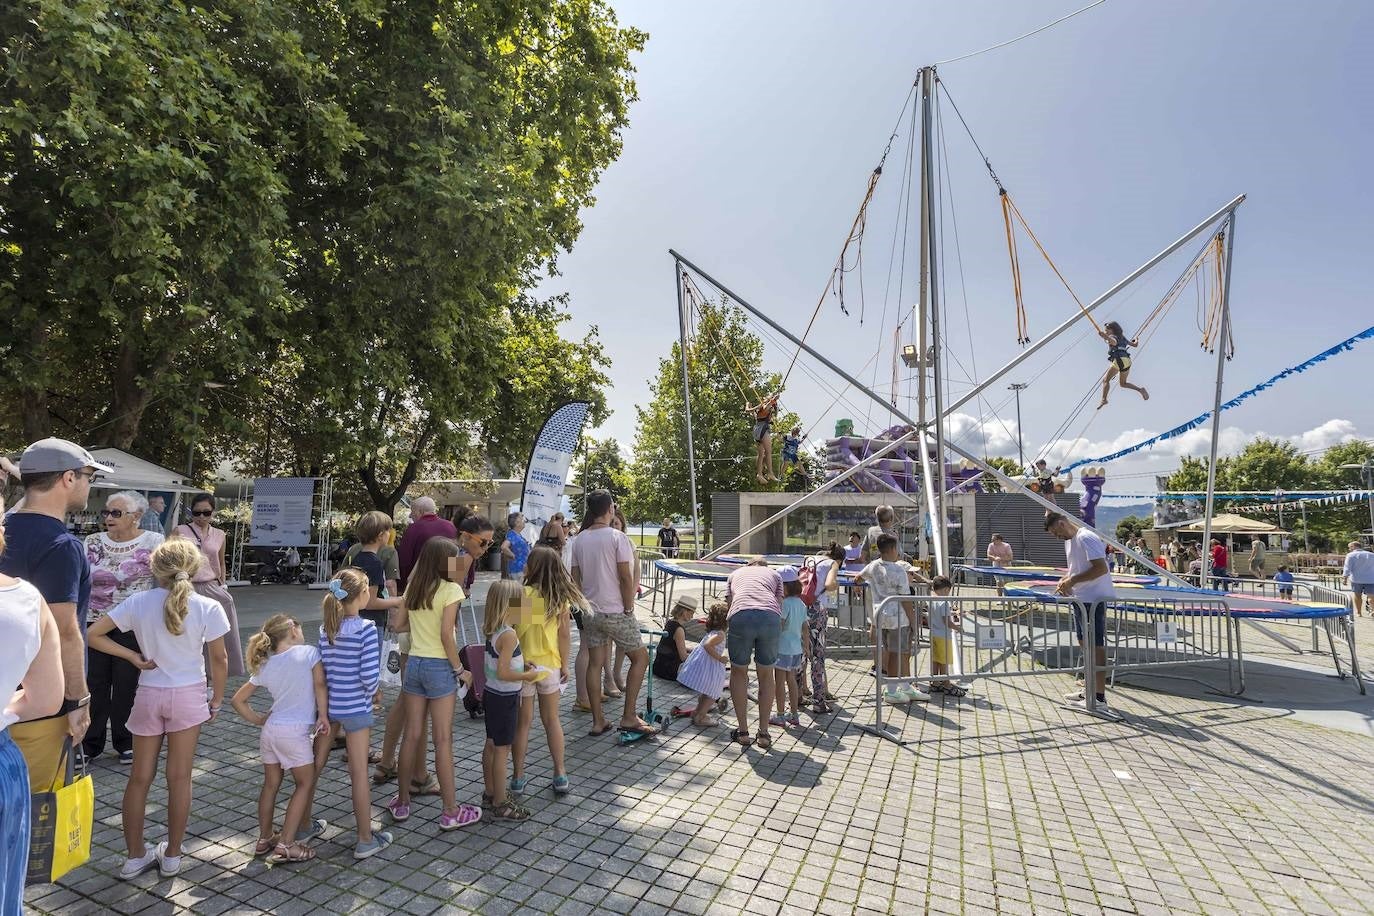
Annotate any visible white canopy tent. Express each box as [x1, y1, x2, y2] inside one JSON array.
[[88, 448, 203, 494]]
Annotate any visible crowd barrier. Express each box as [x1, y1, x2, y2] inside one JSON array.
[[857, 592, 1239, 744]]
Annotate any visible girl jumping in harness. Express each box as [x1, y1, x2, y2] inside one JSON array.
[[1098, 321, 1148, 408], [746, 393, 781, 484]]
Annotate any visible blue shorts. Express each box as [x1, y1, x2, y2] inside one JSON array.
[[1073, 602, 1108, 648], [336, 713, 374, 734], [1353, 583, 1374, 597], [727, 609, 781, 668], [403, 656, 457, 699], [0, 730, 29, 906]]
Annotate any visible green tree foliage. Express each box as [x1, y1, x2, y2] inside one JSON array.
[[1115, 515, 1151, 542], [1166, 438, 1374, 547], [627, 298, 799, 537], [980, 456, 1028, 493], [1, 0, 642, 513], [569, 437, 626, 521]]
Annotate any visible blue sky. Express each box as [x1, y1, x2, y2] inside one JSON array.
[[544, 0, 1374, 497]]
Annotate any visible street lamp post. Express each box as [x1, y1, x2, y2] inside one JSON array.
[[1008, 383, 1028, 468], [1341, 460, 1374, 542]]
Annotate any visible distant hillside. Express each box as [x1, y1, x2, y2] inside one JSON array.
[[1093, 502, 1154, 535]]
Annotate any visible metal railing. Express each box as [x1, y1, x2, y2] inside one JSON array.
[[856, 592, 1243, 744]]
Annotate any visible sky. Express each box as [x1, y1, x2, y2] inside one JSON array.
[[542, 0, 1374, 500]]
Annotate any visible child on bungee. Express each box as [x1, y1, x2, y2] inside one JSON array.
[[1098, 320, 1149, 408]]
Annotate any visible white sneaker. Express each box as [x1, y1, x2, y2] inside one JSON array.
[[155, 841, 181, 878], [904, 685, 932, 702], [118, 848, 159, 880], [884, 689, 906, 705], [1064, 689, 1086, 702]]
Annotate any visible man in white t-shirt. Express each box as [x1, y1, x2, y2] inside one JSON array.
[[570, 490, 656, 738], [1343, 542, 1374, 617], [1045, 512, 1114, 711]]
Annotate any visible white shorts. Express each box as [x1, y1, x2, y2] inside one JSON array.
[[260, 721, 316, 769]]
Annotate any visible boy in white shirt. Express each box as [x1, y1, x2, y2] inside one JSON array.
[[855, 534, 929, 704]]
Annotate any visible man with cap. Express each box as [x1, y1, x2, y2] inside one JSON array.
[[1, 438, 111, 789]]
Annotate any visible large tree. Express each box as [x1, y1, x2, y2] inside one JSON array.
[[569, 436, 627, 521], [1, 0, 642, 512], [0, 0, 350, 448], [628, 298, 800, 537]]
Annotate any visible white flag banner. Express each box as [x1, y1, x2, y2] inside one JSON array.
[[250, 477, 315, 546], [520, 401, 592, 533]]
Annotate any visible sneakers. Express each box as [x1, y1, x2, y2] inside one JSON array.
[[296, 818, 328, 843], [551, 774, 571, 796], [384, 796, 410, 822], [884, 689, 907, 705], [155, 842, 181, 878], [508, 775, 529, 796], [768, 714, 789, 727], [118, 847, 159, 880], [118, 750, 134, 765], [903, 685, 931, 702], [353, 831, 394, 860], [438, 804, 483, 831], [786, 713, 801, 728]]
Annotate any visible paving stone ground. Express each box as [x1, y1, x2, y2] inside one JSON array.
[[23, 582, 1374, 915]]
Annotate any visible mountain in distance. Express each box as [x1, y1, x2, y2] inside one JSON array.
[[1092, 502, 1154, 535]]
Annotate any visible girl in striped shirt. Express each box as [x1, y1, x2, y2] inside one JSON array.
[[313, 569, 393, 859]]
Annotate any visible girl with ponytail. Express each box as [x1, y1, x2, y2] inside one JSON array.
[[310, 569, 394, 859], [231, 615, 330, 863], [87, 538, 231, 880]]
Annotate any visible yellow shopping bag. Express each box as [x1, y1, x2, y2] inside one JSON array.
[[26, 738, 93, 885]]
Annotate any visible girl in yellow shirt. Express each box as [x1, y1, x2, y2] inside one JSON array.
[[511, 546, 583, 796]]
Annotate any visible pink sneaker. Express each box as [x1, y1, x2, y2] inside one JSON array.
[[438, 804, 483, 831], [385, 795, 410, 822]]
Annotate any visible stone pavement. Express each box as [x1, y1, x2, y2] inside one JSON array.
[[23, 585, 1374, 915]]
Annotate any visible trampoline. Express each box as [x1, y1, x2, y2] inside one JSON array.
[[954, 563, 1161, 586], [654, 558, 865, 588], [714, 553, 814, 567]]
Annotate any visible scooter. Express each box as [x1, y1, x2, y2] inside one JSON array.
[[619, 629, 670, 745]]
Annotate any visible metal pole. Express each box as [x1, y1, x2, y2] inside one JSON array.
[[924, 68, 949, 574], [1300, 499, 1308, 553], [946, 194, 1246, 417], [674, 260, 703, 558], [1367, 461, 1374, 542], [670, 249, 912, 434], [915, 67, 933, 570], [1009, 384, 1027, 467], [1200, 216, 1236, 589]]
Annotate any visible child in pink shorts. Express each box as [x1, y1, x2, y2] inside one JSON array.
[[231, 614, 331, 863], [87, 539, 229, 880]]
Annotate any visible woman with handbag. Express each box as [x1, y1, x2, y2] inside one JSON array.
[[0, 496, 65, 914]]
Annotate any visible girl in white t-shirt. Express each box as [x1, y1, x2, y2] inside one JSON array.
[[231, 614, 330, 863], [88, 539, 230, 881]]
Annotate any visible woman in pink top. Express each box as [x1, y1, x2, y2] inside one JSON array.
[[171, 493, 245, 676]]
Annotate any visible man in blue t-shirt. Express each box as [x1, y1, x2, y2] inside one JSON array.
[[2, 438, 108, 789]]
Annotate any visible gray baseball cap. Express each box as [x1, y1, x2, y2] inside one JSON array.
[[19, 438, 113, 475]]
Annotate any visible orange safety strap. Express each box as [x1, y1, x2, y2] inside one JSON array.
[[1000, 191, 1030, 344], [1004, 193, 1102, 336]]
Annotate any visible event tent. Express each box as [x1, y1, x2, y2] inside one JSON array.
[[88, 448, 203, 494]]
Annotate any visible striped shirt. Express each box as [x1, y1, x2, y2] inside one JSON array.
[[483, 625, 525, 696], [318, 615, 381, 719]]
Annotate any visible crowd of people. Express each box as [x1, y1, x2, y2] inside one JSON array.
[[4, 433, 1371, 907]]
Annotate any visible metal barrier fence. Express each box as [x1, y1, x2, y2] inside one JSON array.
[[857, 592, 1237, 744]]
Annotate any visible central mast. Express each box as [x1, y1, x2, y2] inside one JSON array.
[[915, 66, 948, 574]]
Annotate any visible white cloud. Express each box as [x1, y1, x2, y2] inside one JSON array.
[[944, 414, 1362, 471]]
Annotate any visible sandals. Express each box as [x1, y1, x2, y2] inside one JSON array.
[[943, 684, 969, 698], [270, 842, 316, 864], [731, 728, 753, 747], [754, 731, 773, 750], [254, 834, 280, 857], [588, 723, 615, 737], [491, 799, 532, 822], [411, 773, 441, 796], [573, 701, 593, 713], [372, 763, 398, 784]]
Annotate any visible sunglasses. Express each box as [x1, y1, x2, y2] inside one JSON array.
[[99, 509, 129, 519], [465, 534, 493, 549], [73, 470, 99, 482], [191, 510, 214, 518]]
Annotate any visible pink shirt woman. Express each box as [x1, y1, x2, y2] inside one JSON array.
[[171, 494, 245, 676]]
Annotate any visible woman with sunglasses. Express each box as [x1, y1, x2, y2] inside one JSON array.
[[170, 493, 246, 677], [82, 490, 163, 764]]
